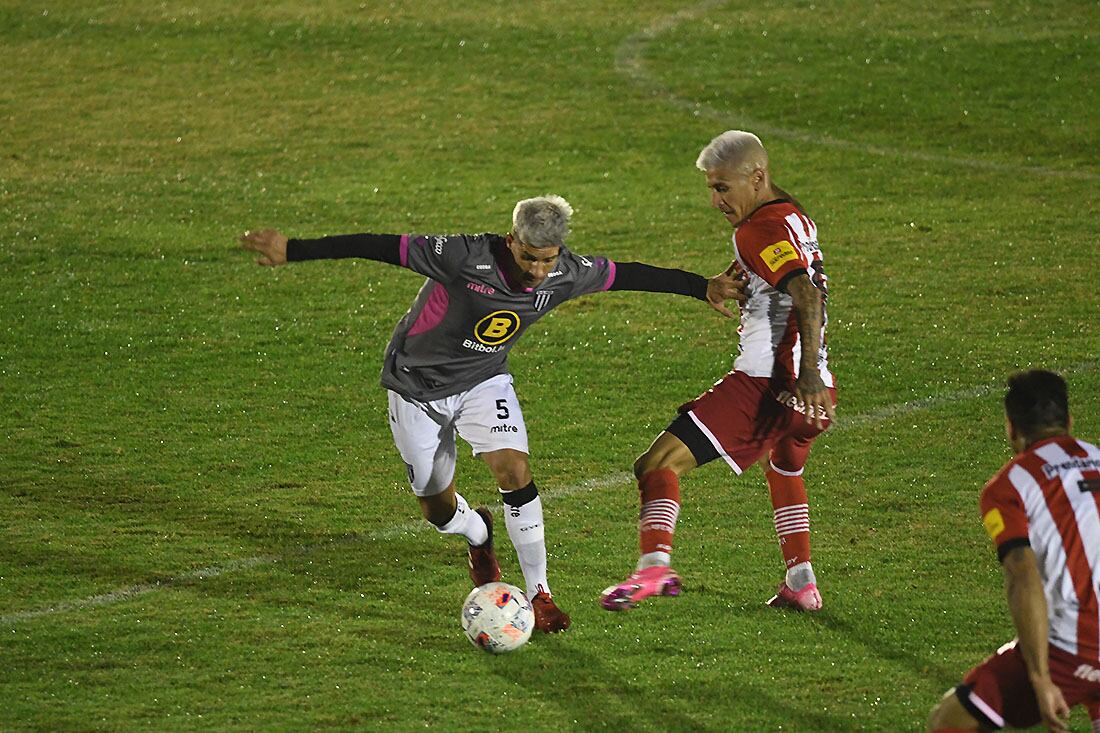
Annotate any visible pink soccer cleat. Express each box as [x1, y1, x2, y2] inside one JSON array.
[[600, 566, 682, 611], [766, 581, 822, 612]]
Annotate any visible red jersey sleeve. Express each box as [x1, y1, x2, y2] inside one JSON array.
[[735, 220, 810, 290], [979, 466, 1030, 562]]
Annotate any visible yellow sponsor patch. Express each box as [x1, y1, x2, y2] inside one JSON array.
[[474, 310, 521, 345], [763, 240, 799, 272], [983, 508, 1006, 540]]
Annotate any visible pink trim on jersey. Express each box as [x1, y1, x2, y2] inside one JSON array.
[[601, 258, 617, 291], [399, 234, 410, 267], [496, 262, 520, 291], [407, 282, 449, 337]]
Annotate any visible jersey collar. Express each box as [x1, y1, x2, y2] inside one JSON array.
[[491, 237, 533, 293]]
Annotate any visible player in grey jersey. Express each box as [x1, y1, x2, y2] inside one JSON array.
[[240, 195, 744, 633]]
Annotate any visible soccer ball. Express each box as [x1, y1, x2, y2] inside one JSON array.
[[461, 582, 534, 653]]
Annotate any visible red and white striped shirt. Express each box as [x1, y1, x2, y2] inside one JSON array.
[[731, 201, 833, 387], [981, 436, 1100, 661]]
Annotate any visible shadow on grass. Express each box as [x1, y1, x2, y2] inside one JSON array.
[[815, 611, 959, 686], [492, 633, 854, 732]]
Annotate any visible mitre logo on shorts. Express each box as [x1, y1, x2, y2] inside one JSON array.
[[763, 240, 799, 272], [474, 310, 521, 346]]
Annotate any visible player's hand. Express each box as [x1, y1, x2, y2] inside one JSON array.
[[706, 266, 747, 318], [793, 372, 835, 430], [239, 228, 289, 267], [1032, 676, 1070, 733]]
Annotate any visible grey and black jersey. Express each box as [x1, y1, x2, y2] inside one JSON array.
[[285, 229, 712, 401], [384, 233, 615, 401]]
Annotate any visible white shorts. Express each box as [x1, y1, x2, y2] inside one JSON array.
[[386, 373, 529, 496]]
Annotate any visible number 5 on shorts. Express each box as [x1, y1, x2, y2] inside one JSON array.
[[496, 399, 509, 420]]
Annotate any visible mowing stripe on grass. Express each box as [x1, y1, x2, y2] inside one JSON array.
[[615, 0, 1098, 181], [0, 473, 633, 625], [4, 362, 1096, 625], [832, 361, 1098, 433]]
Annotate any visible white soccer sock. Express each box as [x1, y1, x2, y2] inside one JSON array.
[[637, 551, 671, 570], [501, 483, 548, 597], [786, 561, 817, 591], [433, 493, 488, 546]]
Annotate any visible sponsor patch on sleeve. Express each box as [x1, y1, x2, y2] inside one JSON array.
[[762, 240, 799, 272], [982, 508, 1006, 541]]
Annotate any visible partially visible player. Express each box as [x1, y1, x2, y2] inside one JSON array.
[[240, 195, 744, 635], [928, 370, 1100, 733], [601, 130, 837, 613]]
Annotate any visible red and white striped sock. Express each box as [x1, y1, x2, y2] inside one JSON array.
[[766, 463, 814, 588], [637, 469, 680, 569]]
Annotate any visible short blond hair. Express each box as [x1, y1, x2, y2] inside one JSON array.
[[512, 195, 572, 248], [696, 130, 768, 173]]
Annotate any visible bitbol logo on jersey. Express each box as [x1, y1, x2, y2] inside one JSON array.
[[474, 310, 521, 346]]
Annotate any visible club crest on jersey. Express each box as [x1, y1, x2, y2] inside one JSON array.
[[533, 290, 553, 311], [763, 240, 799, 272], [474, 310, 521, 346]]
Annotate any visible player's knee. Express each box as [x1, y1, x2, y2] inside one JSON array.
[[925, 702, 952, 733], [634, 449, 672, 479], [925, 689, 975, 732], [483, 449, 531, 489]]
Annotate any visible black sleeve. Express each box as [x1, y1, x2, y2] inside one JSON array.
[[775, 267, 809, 294], [997, 537, 1031, 563], [607, 261, 708, 300], [286, 233, 402, 265]]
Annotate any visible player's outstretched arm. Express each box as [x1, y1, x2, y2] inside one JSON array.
[[607, 261, 746, 317], [240, 228, 289, 267], [239, 230, 405, 268], [706, 263, 747, 319], [788, 273, 835, 429], [1002, 546, 1070, 733]]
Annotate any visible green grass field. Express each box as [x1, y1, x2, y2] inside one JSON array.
[[3, 0, 1098, 729]]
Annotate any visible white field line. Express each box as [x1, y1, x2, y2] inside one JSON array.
[[615, 0, 1098, 181], [832, 360, 1098, 433], [6, 361, 1096, 625], [0, 473, 632, 625], [4, 11, 1092, 629]]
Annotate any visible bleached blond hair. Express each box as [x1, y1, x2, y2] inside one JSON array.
[[695, 130, 768, 174], [511, 195, 573, 248]]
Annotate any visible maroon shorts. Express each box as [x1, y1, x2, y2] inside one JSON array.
[[676, 371, 836, 475], [957, 639, 1100, 729]]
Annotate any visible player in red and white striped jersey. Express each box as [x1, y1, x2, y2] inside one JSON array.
[[601, 130, 837, 613], [929, 370, 1100, 733]]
